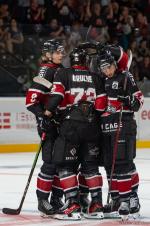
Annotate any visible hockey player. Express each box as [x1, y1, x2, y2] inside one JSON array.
[[25, 39, 65, 217], [44, 47, 107, 220], [97, 50, 144, 219], [78, 42, 141, 218], [95, 44, 141, 219], [78, 41, 140, 216]]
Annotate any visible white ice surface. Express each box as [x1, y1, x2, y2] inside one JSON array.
[[0, 149, 150, 226]]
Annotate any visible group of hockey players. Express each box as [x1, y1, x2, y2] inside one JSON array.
[[25, 38, 144, 221]]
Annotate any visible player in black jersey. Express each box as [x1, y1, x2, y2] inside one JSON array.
[[26, 39, 65, 217], [80, 41, 141, 219], [78, 41, 140, 217], [97, 50, 144, 220], [44, 47, 107, 220]]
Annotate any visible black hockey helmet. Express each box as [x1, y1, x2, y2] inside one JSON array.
[[69, 47, 87, 66], [97, 50, 116, 71], [42, 39, 64, 54]]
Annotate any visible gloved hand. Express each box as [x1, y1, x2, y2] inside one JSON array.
[[38, 115, 53, 132], [117, 95, 131, 106]]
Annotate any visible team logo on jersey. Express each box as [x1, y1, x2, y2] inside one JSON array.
[[66, 148, 77, 161], [38, 66, 47, 78], [112, 81, 118, 89], [107, 105, 116, 113], [70, 148, 77, 156]]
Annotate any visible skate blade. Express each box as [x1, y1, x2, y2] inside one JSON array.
[[120, 214, 129, 221], [81, 211, 87, 217], [130, 212, 140, 219], [39, 211, 54, 218], [83, 212, 104, 219], [104, 211, 121, 219], [53, 212, 81, 221]]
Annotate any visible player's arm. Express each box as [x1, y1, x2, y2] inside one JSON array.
[[46, 68, 67, 113], [118, 72, 144, 112], [94, 74, 107, 112], [126, 72, 144, 111], [26, 66, 54, 116], [26, 84, 49, 117], [97, 43, 128, 70], [109, 45, 128, 71]]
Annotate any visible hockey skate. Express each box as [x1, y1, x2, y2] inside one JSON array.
[[38, 199, 55, 218], [118, 201, 130, 221], [50, 194, 64, 211], [53, 197, 81, 220], [103, 199, 120, 219], [130, 192, 140, 219], [84, 200, 104, 219], [79, 194, 90, 217]]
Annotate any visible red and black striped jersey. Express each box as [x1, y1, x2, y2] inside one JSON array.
[[47, 65, 107, 113], [26, 63, 62, 117]]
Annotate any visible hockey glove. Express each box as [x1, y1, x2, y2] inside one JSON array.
[[117, 95, 131, 106], [130, 96, 141, 112], [39, 115, 53, 132], [117, 95, 140, 111]]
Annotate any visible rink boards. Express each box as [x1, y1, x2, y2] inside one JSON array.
[[0, 97, 150, 152], [0, 140, 150, 153]]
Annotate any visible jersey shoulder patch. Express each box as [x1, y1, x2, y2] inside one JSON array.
[[38, 66, 48, 78]]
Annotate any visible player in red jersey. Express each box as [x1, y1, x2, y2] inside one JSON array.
[[26, 39, 65, 217]]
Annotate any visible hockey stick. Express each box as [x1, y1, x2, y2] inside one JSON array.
[[85, 25, 92, 42], [127, 49, 132, 70], [33, 76, 52, 89], [106, 50, 132, 204], [2, 132, 46, 215]]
